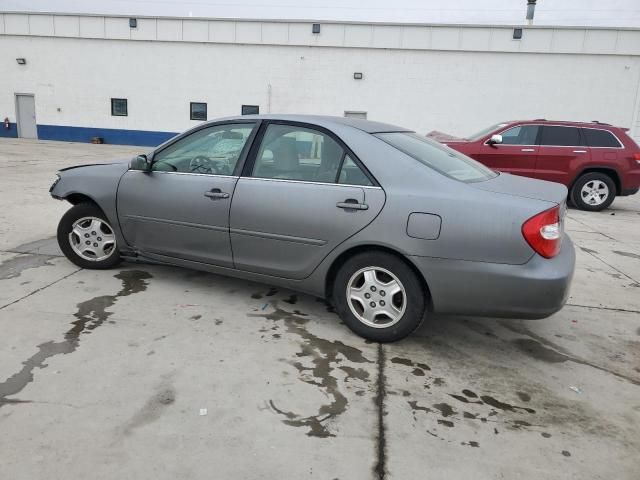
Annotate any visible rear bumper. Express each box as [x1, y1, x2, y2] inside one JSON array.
[[409, 236, 576, 319]]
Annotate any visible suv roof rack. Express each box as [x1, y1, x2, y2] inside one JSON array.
[[533, 118, 546, 121], [591, 120, 611, 125]]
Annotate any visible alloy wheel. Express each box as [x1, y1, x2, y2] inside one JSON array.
[[346, 266, 406, 328], [69, 216, 116, 262], [580, 180, 609, 206]]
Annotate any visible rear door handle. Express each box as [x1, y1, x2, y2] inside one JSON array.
[[204, 188, 230, 200], [521, 148, 535, 152], [337, 199, 368, 210], [573, 150, 587, 153]]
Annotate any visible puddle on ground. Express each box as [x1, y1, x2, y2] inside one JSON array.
[[0, 254, 56, 280], [0, 270, 152, 407], [250, 302, 373, 438]]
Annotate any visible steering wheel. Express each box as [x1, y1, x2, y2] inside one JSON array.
[[189, 156, 215, 174]]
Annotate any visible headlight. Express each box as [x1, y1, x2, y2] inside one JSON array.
[[49, 174, 61, 193]]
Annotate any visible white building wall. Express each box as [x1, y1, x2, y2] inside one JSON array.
[[1, 13, 640, 144]]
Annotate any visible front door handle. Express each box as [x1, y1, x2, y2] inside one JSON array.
[[573, 150, 587, 153], [337, 199, 368, 210], [204, 188, 230, 200], [521, 148, 535, 152]]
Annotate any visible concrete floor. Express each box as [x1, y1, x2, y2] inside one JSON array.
[[0, 138, 639, 479]]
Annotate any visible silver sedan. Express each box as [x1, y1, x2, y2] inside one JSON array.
[[50, 115, 575, 342]]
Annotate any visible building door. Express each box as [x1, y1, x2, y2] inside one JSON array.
[[15, 94, 37, 139]]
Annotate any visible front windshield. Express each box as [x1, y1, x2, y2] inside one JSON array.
[[375, 132, 498, 183], [466, 123, 509, 141]]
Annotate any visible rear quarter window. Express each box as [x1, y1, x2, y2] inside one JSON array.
[[582, 128, 622, 148]]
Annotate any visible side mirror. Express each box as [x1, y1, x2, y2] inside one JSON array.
[[131, 154, 151, 171], [488, 134, 503, 146]]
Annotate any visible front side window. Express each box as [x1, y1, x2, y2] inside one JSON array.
[[539, 126, 581, 146], [376, 132, 497, 183], [190, 102, 207, 121], [152, 123, 255, 175], [252, 124, 346, 183], [497, 125, 539, 145], [467, 122, 509, 141], [582, 128, 621, 148], [111, 98, 128, 116]]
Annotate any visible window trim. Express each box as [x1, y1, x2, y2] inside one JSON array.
[[189, 102, 207, 121], [111, 98, 128, 117], [240, 119, 380, 187], [146, 120, 260, 177]]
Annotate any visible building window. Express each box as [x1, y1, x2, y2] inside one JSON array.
[[111, 98, 128, 116], [344, 111, 367, 119], [190, 102, 207, 121], [241, 105, 259, 115]]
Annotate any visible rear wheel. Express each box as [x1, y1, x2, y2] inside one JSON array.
[[333, 251, 426, 342], [570, 172, 615, 211], [57, 203, 121, 269]]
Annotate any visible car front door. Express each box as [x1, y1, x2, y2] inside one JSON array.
[[117, 122, 257, 266], [229, 122, 385, 280], [535, 125, 590, 185], [473, 125, 540, 178]]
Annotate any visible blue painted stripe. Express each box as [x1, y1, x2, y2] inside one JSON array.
[[0, 123, 19, 138], [36, 124, 179, 146]]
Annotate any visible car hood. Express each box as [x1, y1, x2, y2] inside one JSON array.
[[426, 130, 468, 143], [471, 173, 567, 205], [59, 159, 131, 172]]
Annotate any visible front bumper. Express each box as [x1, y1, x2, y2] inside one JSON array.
[[409, 236, 576, 319]]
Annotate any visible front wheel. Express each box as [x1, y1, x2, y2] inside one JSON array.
[[333, 252, 426, 342], [570, 172, 616, 211], [57, 203, 121, 269]]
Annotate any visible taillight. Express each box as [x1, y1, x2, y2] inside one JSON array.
[[633, 152, 640, 163], [522, 205, 562, 258]]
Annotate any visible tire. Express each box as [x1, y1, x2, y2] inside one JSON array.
[[57, 203, 121, 269], [570, 172, 616, 211], [333, 251, 426, 342]]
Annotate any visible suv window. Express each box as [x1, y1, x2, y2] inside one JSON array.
[[152, 123, 255, 175], [540, 126, 581, 146], [582, 128, 622, 148], [252, 124, 346, 183], [376, 132, 497, 183], [498, 125, 539, 145]]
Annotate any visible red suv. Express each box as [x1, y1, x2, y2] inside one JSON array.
[[430, 120, 640, 211]]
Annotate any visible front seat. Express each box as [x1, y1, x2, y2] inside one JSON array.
[[272, 137, 301, 179]]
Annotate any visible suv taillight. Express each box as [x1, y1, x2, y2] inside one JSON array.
[[522, 205, 562, 258], [633, 152, 640, 163]]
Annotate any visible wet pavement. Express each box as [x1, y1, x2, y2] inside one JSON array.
[[1, 138, 639, 479]]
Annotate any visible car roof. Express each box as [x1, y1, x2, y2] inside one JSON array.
[[504, 119, 618, 129], [213, 114, 412, 134]]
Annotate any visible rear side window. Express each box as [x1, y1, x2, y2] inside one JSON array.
[[376, 132, 497, 183], [540, 126, 581, 146], [582, 128, 622, 148]]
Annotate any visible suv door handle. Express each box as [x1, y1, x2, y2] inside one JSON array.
[[573, 150, 587, 153], [204, 188, 230, 200], [337, 199, 368, 210], [521, 148, 535, 152]]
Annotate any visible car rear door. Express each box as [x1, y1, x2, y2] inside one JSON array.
[[229, 121, 385, 280], [472, 125, 539, 177], [117, 122, 257, 267], [535, 125, 590, 185], [582, 126, 623, 166]]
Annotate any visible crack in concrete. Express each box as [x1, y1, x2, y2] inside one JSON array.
[[374, 343, 387, 480]]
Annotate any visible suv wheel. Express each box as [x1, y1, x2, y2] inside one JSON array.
[[57, 203, 121, 269], [333, 251, 426, 342], [570, 172, 616, 211]]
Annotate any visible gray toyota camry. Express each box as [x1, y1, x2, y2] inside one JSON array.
[[50, 115, 575, 342]]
